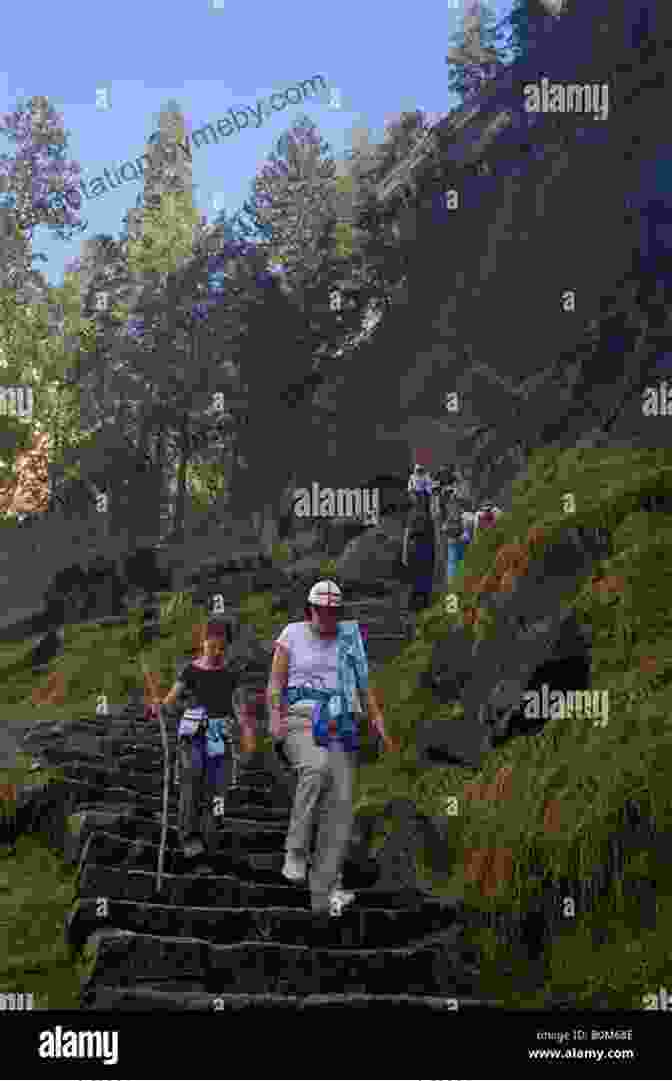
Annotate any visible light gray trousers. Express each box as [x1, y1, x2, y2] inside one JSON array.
[[281, 708, 356, 911]]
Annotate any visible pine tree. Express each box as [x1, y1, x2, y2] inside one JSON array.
[[445, 2, 506, 106], [235, 114, 340, 298], [372, 110, 428, 183], [504, 0, 555, 62]]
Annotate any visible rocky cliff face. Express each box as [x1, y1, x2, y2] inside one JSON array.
[[314, 0, 671, 501]]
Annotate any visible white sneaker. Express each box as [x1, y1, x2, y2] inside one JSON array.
[[329, 886, 356, 915], [182, 839, 206, 860], [282, 851, 308, 882]]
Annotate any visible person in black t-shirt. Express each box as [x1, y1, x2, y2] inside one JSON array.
[[161, 620, 257, 865]]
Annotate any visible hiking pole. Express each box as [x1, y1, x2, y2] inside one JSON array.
[[156, 703, 170, 895]]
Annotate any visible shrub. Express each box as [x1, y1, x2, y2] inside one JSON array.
[[318, 557, 338, 578], [270, 540, 293, 567]]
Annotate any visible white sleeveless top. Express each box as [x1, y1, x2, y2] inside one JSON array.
[[275, 621, 340, 719]]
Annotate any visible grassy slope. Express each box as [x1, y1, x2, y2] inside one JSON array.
[[2, 448, 672, 1006], [352, 443, 672, 1006], [0, 592, 291, 1008]]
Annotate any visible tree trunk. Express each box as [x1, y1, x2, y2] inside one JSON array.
[[280, 475, 297, 536], [173, 417, 189, 543], [228, 414, 250, 520], [154, 428, 170, 538], [257, 503, 279, 555]]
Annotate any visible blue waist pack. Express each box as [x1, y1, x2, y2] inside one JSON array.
[[178, 706, 208, 739], [285, 685, 359, 752], [178, 706, 233, 757]]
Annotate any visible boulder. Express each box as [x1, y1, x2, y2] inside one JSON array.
[[423, 621, 475, 702], [288, 528, 322, 557], [123, 546, 171, 595], [342, 810, 380, 885], [366, 798, 459, 899], [31, 627, 64, 670], [361, 475, 410, 517], [335, 526, 403, 586], [43, 564, 90, 626], [460, 603, 592, 755], [84, 556, 127, 619], [368, 799, 430, 898], [250, 566, 290, 593], [501, 645, 593, 743], [321, 518, 370, 557], [187, 548, 269, 588], [418, 526, 601, 767], [284, 556, 327, 587], [227, 623, 273, 688], [417, 703, 491, 770]]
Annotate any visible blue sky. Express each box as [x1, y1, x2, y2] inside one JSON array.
[[1, 0, 514, 288]]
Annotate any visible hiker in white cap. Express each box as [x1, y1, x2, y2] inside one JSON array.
[[267, 580, 397, 916]]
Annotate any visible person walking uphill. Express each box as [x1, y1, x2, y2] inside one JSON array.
[[439, 484, 467, 586], [402, 504, 436, 612], [267, 580, 397, 916], [408, 463, 435, 514], [159, 620, 257, 869]]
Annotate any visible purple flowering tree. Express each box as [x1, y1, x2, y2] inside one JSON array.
[[0, 95, 86, 290]]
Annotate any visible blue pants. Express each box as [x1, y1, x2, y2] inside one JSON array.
[[177, 731, 238, 854]]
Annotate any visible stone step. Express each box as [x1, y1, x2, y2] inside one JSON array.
[[16, 691, 498, 1007], [79, 928, 478, 996], [78, 863, 398, 908], [58, 777, 289, 827], [74, 805, 286, 843], [76, 831, 377, 888], [81, 987, 502, 1012], [58, 761, 290, 806], [59, 761, 287, 795], [55, 759, 276, 785], [23, 719, 163, 750], [67, 798, 290, 852], [24, 731, 178, 755], [37, 746, 178, 769], [66, 896, 464, 952]]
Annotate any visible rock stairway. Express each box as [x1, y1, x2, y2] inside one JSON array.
[[345, 595, 412, 666], [167, 560, 413, 670], [21, 707, 505, 1013]]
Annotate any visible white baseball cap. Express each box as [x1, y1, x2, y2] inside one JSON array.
[[307, 580, 343, 607]]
